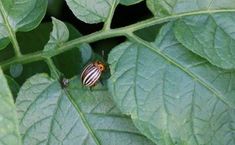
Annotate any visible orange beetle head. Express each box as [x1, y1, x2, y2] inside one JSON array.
[[94, 61, 105, 72]]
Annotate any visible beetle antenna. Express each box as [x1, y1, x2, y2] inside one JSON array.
[[102, 50, 104, 57]]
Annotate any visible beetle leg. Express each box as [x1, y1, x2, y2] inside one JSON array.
[[89, 86, 93, 91], [100, 79, 104, 86]]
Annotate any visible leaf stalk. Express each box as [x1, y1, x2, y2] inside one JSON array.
[[1, 9, 235, 69], [103, 0, 119, 30]]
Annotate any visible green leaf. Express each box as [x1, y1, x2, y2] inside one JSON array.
[[120, 0, 143, 6], [2, 22, 92, 83], [16, 74, 155, 145], [0, 16, 10, 50], [65, 0, 117, 24], [64, 23, 93, 66], [146, 0, 235, 16], [0, 37, 10, 50], [108, 23, 235, 145], [42, 19, 92, 77], [173, 13, 235, 69], [10, 64, 23, 78], [3, 22, 52, 83], [1, 23, 52, 85], [43, 18, 69, 53], [5, 75, 20, 98], [0, 0, 48, 50], [0, 67, 22, 145]]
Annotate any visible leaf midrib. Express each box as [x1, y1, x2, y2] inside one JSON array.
[[20, 80, 57, 142], [46, 88, 63, 145], [46, 58, 102, 145], [63, 89, 102, 145], [71, 0, 105, 20], [128, 34, 234, 109], [127, 9, 235, 32], [0, 1, 22, 57]]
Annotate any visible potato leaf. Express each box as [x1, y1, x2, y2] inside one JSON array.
[[43, 18, 69, 54], [120, 0, 143, 6], [16, 74, 155, 145], [0, 67, 22, 145], [65, 0, 118, 24], [146, 0, 235, 17], [173, 13, 235, 69], [42, 18, 92, 76], [0, 0, 47, 50], [108, 23, 235, 145], [146, 1, 235, 70]]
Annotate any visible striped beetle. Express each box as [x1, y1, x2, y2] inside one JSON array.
[[81, 61, 105, 87]]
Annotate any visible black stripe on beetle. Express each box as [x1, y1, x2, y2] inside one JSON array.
[[81, 61, 105, 87]]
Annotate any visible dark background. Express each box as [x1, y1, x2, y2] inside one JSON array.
[[45, 0, 152, 34], [45, 0, 153, 52]]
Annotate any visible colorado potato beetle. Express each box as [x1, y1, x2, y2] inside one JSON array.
[[81, 61, 105, 87]]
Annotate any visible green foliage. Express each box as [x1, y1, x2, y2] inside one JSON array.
[[16, 74, 154, 145], [174, 13, 235, 69], [146, 0, 235, 16], [5, 75, 20, 97], [65, 0, 118, 24], [108, 23, 235, 145], [0, 67, 22, 145], [0, 0, 235, 145], [43, 18, 69, 54], [0, 0, 47, 51], [120, 0, 143, 6]]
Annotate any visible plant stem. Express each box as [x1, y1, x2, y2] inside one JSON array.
[[103, 0, 118, 30], [1, 52, 43, 70], [1, 29, 128, 69], [0, 1, 22, 57], [45, 58, 60, 79], [10, 32, 22, 57], [1, 9, 235, 69]]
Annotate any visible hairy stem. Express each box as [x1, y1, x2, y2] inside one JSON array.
[[1, 9, 235, 69]]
